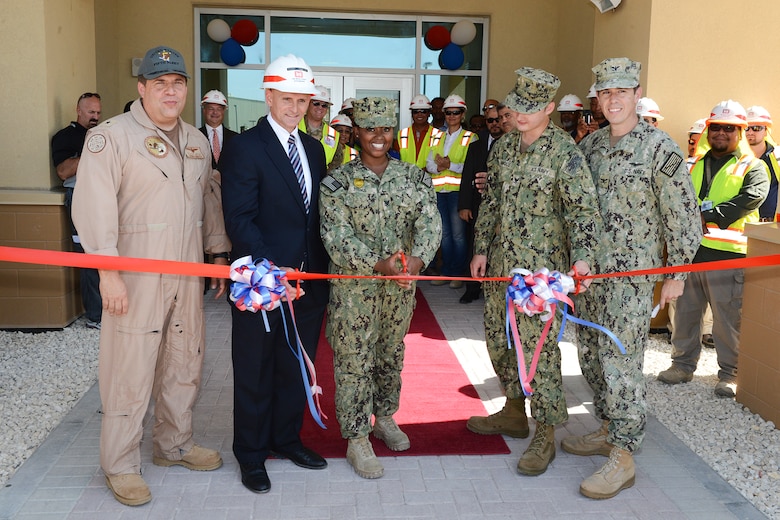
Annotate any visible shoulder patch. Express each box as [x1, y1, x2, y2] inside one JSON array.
[[660, 152, 683, 177], [419, 169, 433, 188], [87, 134, 106, 153], [321, 175, 343, 193]]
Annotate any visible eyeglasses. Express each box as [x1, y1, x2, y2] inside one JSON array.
[[708, 124, 737, 134], [482, 103, 497, 112], [444, 110, 463, 116], [311, 101, 330, 108], [746, 125, 767, 132], [79, 92, 100, 100], [411, 109, 430, 114], [486, 117, 500, 124]]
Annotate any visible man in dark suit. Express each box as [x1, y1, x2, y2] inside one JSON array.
[[458, 102, 505, 303], [219, 55, 330, 494], [199, 89, 238, 168]]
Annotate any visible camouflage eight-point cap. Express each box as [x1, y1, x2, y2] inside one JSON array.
[[503, 67, 560, 115], [352, 97, 398, 128], [592, 57, 641, 91]]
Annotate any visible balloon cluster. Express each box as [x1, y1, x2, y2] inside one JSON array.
[[424, 20, 477, 70], [206, 18, 259, 66]]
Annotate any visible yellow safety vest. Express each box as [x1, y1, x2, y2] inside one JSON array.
[[397, 125, 442, 170], [298, 120, 340, 165], [689, 152, 763, 255], [342, 145, 358, 164], [428, 128, 477, 192]]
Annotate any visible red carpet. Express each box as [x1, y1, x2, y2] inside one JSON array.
[[300, 290, 510, 458]]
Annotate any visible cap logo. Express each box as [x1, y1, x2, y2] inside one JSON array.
[[159, 50, 171, 62], [294, 70, 303, 79]]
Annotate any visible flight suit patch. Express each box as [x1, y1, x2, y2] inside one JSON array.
[[87, 134, 106, 153], [145, 136, 168, 158], [185, 147, 205, 160]]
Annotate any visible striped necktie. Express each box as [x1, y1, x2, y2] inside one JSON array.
[[211, 129, 220, 163], [287, 134, 309, 212]]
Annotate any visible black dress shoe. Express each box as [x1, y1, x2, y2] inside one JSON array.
[[273, 445, 327, 470], [459, 290, 480, 304], [240, 463, 271, 494]]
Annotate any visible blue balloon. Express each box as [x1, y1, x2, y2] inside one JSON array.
[[438, 43, 464, 70], [220, 38, 246, 66]]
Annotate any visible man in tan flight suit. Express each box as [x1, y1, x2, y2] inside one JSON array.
[[72, 45, 231, 507]]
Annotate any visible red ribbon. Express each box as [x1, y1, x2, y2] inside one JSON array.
[[2, 246, 780, 283]]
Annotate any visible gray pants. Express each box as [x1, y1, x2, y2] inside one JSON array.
[[670, 268, 743, 382]]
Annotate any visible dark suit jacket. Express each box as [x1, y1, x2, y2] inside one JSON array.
[[459, 129, 494, 214], [219, 116, 329, 463], [200, 125, 239, 169]]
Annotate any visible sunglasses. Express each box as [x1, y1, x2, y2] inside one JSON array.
[[411, 109, 430, 114], [80, 92, 101, 100], [486, 117, 500, 124], [311, 101, 330, 108], [482, 103, 497, 112], [688, 138, 697, 146], [444, 110, 463, 116], [746, 125, 766, 132], [709, 124, 737, 134]]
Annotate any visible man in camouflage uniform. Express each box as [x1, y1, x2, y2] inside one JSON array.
[[319, 97, 442, 479], [469, 67, 602, 476], [564, 58, 702, 499]]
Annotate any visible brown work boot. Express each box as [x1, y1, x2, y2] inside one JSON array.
[[579, 446, 635, 499], [153, 444, 223, 471], [516, 422, 556, 476], [656, 365, 693, 385], [105, 473, 152, 506], [561, 420, 613, 457], [373, 416, 411, 451], [466, 397, 529, 438], [346, 436, 384, 479]]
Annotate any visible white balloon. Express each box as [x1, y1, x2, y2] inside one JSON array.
[[450, 20, 477, 46], [207, 19, 231, 43]]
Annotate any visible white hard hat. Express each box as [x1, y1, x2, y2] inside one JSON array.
[[587, 83, 597, 99], [688, 118, 707, 135], [262, 54, 318, 95], [557, 94, 584, 112], [330, 115, 352, 128], [443, 94, 467, 111], [410, 94, 432, 110], [312, 85, 332, 104], [746, 105, 773, 126], [340, 97, 356, 111], [636, 97, 664, 121], [201, 89, 227, 106], [707, 100, 747, 127]]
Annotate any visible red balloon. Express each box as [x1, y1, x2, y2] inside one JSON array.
[[231, 19, 259, 46], [424, 25, 451, 51]]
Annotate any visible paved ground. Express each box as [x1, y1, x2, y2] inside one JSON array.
[[0, 283, 767, 519]]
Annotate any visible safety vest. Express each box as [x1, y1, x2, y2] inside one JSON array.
[[342, 145, 358, 164], [397, 125, 442, 170], [298, 120, 340, 165], [428, 128, 476, 192], [689, 152, 763, 255]]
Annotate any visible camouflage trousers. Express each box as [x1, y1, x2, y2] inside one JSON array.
[[576, 280, 654, 452], [326, 279, 416, 439], [483, 280, 568, 426]]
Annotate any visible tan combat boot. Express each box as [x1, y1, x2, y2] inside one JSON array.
[[153, 444, 223, 471], [347, 436, 384, 479], [373, 416, 411, 451], [516, 422, 556, 476], [561, 420, 613, 457], [466, 397, 529, 438], [579, 446, 635, 499], [105, 474, 152, 506]]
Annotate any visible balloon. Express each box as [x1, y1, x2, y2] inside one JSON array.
[[207, 19, 231, 43], [231, 19, 259, 46], [438, 43, 464, 70], [450, 20, 477, 46], [220, 38, 246, 66], [424, 25, 450, 51]]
